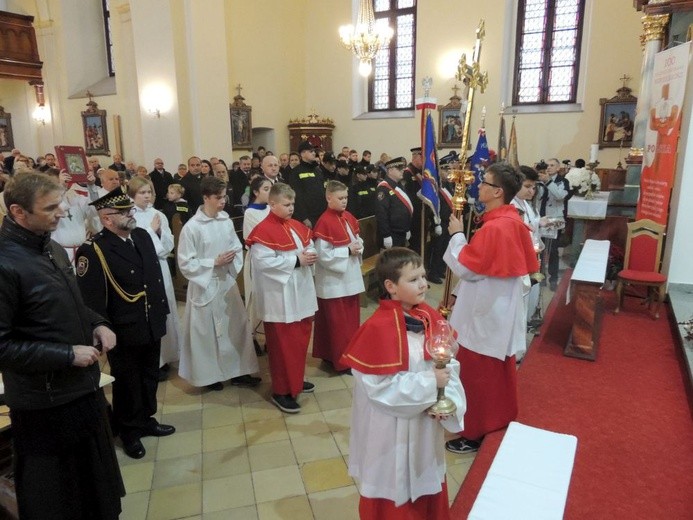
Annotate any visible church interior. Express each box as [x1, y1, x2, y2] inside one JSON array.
[[1, 0, 692, 518]]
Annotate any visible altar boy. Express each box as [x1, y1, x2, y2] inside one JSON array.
[[246, 183, 318, 413], [341, 248, 466, 519], [312, 180, 365, 372]]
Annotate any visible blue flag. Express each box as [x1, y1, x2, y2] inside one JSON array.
[[418, 112, 441, 224], [467, 128, 490, 201]]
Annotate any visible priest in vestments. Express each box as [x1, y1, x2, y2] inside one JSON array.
[[443, 163, 538, 453]]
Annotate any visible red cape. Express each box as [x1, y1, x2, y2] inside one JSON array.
[[340, 300, 445, 375], [245, 211, 311, 251], [458, 205, 539, 277], [312, 208, 360, 246]]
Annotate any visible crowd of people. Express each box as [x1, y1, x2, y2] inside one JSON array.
[[0, 141, 583, 519]]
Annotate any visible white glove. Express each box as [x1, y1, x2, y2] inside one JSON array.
[[406, 231, 411, 241], [383, 236, 393, 249], [434, 225, 442, 236]]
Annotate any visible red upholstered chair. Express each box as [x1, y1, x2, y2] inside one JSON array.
[[614, 219, 666, 319]]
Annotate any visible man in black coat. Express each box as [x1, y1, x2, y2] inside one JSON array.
[[0, 173, 124, 519], [76, 187, 175, 459], [149, 157, 174, 210], [375, 157, 413, 248], [289, 141, 326, 228]]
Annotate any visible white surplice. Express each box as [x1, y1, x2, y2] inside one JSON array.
[[132, 205, 182, 365], [250, 230, 317, 323], [52, 185, 98, 264], [177, 208, 258, 386], [314, 224, 365, 299], [349, 331, 466, 506], [444, 233, 527, 361], [242, 205, 270, 334]]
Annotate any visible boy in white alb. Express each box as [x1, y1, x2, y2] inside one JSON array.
[[246, 183, 318, 413], [312, 180, 365, 373], [177, 177, 261, 391], [341, 248, 466, 519]]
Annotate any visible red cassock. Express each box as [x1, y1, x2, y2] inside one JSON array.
[[246, 213, 314, 397], [452, 205, 538, 441]]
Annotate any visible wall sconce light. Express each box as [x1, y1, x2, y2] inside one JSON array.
[[141, 83, 173, 119], [30, 80, 49, 125], [33, 104, 49, 125]]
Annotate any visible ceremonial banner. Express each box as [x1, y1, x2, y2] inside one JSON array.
[[636, 41, 691, 225], [418, 112, 441, 224], [467, 128, 490, 201]]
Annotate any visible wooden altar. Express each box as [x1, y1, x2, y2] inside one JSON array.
[[288, 112, 335, 152]]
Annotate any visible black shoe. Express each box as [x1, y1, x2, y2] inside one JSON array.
[[206, 382, 224, 391], [428, 276, 443, 285], [445, 437, 481, 454], [271, 394, 301, 414], [230, 375, 262, 387], [122, 438, 146, 459], [337, 368, 352, 376], [549, 280, 558, 291], [253, 338, 264, 357], [142, 423, 176, 437], [302, 381, 315, 393], [158, 367, 169, 382]]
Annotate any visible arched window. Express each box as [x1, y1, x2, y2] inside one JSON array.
[[368, 0, 417, 112], [513, 0, 586, 105]]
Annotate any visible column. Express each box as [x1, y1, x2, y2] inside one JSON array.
[[182, 0, 232, 157], [128, 0, 184, 168], [624, 12, 669, 207]]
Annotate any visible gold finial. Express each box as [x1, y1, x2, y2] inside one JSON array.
[[235, 84, 243, 97], [619, 74, 631, 89]]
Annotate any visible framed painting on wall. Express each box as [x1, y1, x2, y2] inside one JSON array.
[[0, 106, 14, 153], [438, 85, 467, 148], [81, 98, 110, 156], [598, 86, 637, 149]]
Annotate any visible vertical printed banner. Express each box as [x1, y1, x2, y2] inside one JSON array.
[[636, 42, 691, 225]]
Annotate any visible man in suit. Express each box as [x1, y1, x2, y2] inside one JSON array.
[[76, 187, 175, 459], [149, 157, 174, 210]]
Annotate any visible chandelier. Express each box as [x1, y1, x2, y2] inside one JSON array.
[[338, 0, 394, 77]]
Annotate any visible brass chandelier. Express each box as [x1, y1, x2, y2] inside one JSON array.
[[338, 0, 394, 77]]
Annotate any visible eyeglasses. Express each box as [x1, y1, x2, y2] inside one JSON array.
[[481, 180, 501, 189]]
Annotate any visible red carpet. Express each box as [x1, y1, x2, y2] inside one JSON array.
[[451, 272, 693, 519]]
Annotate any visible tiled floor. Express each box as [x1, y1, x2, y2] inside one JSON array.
[[105, 269, 560, 520]]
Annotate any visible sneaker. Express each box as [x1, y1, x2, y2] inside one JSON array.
[[445, 437, 481, 454], [230, 375, 262, 387], [302, 381, 315, 393], [205, 382, 224, 392], [271, 394, 301, 414]]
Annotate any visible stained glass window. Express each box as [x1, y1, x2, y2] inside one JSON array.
[[513, 0, 585, 105], [369, 1, 417, 112]]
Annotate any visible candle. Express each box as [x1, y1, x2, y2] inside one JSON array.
[[590, 144, 599, 163]]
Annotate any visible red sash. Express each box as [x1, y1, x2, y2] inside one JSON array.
[[312, 208, 360, 246], [378, 181, 414, 215], [440, 187, 453, 210], [245, 211, 311, 251]]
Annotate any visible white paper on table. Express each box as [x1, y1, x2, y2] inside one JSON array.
[[468, 421, 578, 520]]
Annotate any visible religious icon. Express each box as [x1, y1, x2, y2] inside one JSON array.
[[0, 106, 15, 153], [598, 77, 637, 149], [438, 84, 468, 148], [80, 93, 110, 156], [229, 84, 253, 150]]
